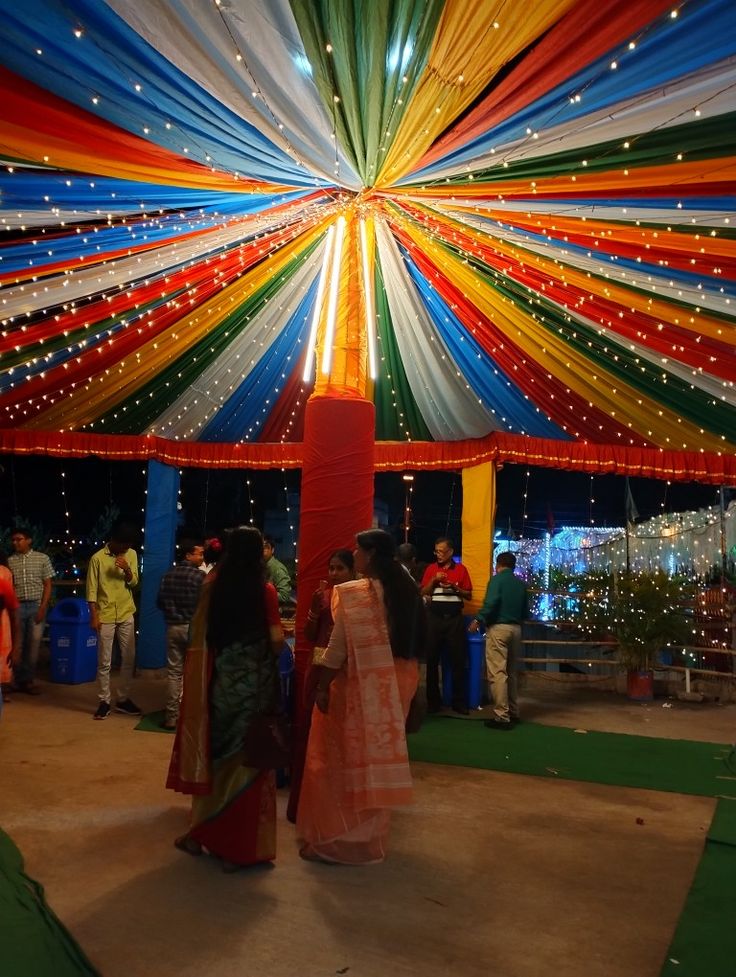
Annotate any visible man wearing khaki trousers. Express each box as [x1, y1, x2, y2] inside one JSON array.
[[468, 551, 528, 730]]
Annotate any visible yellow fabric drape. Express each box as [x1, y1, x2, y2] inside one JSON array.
[[26, 216, 329, 430], [313, 208, 371, 400], [391, 209, 730, 451], [408, 200, 736, 344], [376, 0, 576, 187], [461, 461, 495, 616]]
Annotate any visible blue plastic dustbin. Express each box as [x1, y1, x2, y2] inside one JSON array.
[[441, 629, 486, 709], [48, 598, 98, 684]]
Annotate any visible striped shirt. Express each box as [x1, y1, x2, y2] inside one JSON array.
[[7, 550, 55, 602]]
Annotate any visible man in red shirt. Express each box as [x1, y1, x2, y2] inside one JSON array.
[[420, 537, 473, 714], [0, 574, 21, 713]]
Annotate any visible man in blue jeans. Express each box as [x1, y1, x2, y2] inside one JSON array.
[[7, 528, 54, 695]]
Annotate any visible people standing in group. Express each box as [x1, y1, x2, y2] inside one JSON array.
[[469, 551, 528, 730], [297, 529, 424, 865], [420, 537, 473, 715], [167, 526, 283, 872], [86, 524, 141, 720], [286, 548, 355, 824], [156, 539, 204, 731], [0, 555, 21, 716], [7, 528, 55, 695], [263, 536, 293, 606]]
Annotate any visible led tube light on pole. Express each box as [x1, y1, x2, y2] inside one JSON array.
[[320, 215, 346, 377], [302, 223, 336, 382]]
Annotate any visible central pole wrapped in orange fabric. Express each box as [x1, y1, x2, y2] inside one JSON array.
[[288, 207, 376, 821], [292, 394, 375, 729]]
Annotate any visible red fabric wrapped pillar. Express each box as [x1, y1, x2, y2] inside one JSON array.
[[292, 393, 375, 726]]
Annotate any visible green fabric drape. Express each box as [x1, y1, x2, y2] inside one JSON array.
[[289, 0, 444, 185], [373, 254, 432, 440], [411, 112, 736, 186], [0, 829, 101, 977], [91, 241, 319, 433]]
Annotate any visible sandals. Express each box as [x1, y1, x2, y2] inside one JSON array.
[[174, 835, 202, 857]]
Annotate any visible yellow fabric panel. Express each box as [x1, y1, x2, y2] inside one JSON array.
[[461, 461, 495, 616], [314, 209, 369, 399], [25, 218, 329, 430], [392, 210, 730, 451], [406, 200, 736, 345], [376, 0, 576, 187]]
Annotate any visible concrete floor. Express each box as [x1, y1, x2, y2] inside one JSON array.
[[2, 676, 734, 977]]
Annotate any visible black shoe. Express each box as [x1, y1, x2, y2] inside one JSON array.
[[115, 698, 142, 716], [484, 718, 513, 730], [452, 706, 469, 716], [427, 703, 442, 714], [94, 701, 111, 721]]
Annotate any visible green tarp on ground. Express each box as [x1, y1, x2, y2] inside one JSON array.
[[660, 798, 736, 977], [0, 829, 100, 977], [408, 717, 735, 798]]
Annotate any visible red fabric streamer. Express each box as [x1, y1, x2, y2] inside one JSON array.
[[0, 427, 733, 484]]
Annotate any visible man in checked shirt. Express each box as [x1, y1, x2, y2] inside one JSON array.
[[8, 528, 55, 695], [156, 538, 204, 730]]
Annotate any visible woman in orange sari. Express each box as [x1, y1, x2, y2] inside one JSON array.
[[286, 548, 355, 823], [297, 529, 425, 864], [167, 527, 283, 872]]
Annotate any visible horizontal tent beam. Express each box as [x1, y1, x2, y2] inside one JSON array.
[[0, 428, 733, 484]]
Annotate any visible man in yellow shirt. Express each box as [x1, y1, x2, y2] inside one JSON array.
[[86, 525, 141, 720]]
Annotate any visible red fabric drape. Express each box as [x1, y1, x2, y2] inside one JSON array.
[[418, 0, 675, 170], [0, 428, 733, 484], [292, 395, 376, 719]]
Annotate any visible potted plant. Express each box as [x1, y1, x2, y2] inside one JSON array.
[[573, 570, 693, 701]]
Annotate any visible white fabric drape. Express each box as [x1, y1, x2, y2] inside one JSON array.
[[147, 243, 324, 438], [412, 60, 736, 181], [104, 0, 361, 189], [375, 219, 500, 440], [0, 203, 321, 317]]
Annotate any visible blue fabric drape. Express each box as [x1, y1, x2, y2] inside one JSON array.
[[401, 247, 571, 439], [138, 460, 180, 669]]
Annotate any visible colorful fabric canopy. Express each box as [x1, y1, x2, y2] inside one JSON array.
[[0, 0, 733, 453]]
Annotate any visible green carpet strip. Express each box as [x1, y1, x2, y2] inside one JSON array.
[[134, 709, 175, 734], [0, 830, 101, 977], [660, 797, 736, 977], [408, 717, 736, 798]]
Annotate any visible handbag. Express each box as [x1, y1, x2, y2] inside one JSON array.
[[243, 644, 292, 769]]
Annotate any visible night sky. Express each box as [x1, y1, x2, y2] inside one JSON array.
[[0, 453, 724, 565]]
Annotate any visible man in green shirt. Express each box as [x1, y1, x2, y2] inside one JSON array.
[[469, 551, 528, 730], [263, 536, 293, 606], [86, 525, 141, 720]]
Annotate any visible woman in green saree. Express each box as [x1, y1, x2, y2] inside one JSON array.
[[167, 526, 283, 871]]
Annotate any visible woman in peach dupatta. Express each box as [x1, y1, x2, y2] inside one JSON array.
[[297, 529, 425, 864]]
